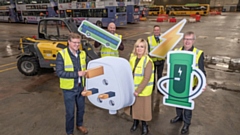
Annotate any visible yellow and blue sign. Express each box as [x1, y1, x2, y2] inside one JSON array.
[[78, 20, 122, 50]]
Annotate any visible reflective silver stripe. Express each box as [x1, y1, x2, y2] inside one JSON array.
[[147, 82, 154, 86], [134, 74, 142, 76], [81, 65, 86, 69], [149, 36, 152, 45], [195, 49, 199, 67], [61, 49, 66, 60], [101, 52, 117, 55], [65, 65, 73, 68], [196, 49, 199, 55], [150, 46, 155, 49], [135, 82, 154, 87]]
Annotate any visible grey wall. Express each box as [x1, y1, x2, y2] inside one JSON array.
[[153, 0, 239, 6], [209, 0, 238, 6], [154, 0, 210, 6]]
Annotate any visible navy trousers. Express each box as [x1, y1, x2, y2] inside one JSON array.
[[153, 60, 165, 91], [63, 86, 85, 134], [176, 107, 192, 125]]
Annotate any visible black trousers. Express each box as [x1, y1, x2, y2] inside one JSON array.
[[152, 60, 165, 91], [176, 107, 192, 125]]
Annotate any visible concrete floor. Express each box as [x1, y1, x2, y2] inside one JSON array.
[[0, 12, 240, 135]]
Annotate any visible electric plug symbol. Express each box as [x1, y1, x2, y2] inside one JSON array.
[[178, 67, 182, 76]]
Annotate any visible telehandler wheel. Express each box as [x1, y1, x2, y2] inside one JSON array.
[[17, 56, 40, 76]]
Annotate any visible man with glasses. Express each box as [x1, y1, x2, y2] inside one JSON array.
[[147, 25, 165, 93], [56, 33, 88, 135], [170, 31, 206, 134], [94, 22, 124, 57]]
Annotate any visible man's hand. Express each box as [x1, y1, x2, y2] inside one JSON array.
[[78, 71, 86, 77], [81, 87, 87, 96], [202, 84, 208, 92]]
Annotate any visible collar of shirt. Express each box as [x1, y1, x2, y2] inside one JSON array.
[[155, 36, 160, 43], [68, 47, 80, 58], [182, 46, 194, 51]]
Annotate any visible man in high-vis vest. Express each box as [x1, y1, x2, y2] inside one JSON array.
[[94, 22, 124, 57], [56, 33, 88, 135], [147, 25, 165, 92], [170, 31, 206, 134]]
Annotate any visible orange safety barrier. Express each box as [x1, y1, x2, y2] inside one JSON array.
[[189, 14, 201, 22], [195, 15, 201, 22], [157, 18, 164, 22], [169, 17, 176, 23], [157, 14, 169, 22]]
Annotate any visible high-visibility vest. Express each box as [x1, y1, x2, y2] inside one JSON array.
[[100, 34, 122, 57], [130, 54, 154, 96], [147, 35, 165, 61], [59, 48, 86, 90], [175, 47, 203, 86]]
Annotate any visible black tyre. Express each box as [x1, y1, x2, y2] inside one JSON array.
[[17, 56, 40, 76], [96, 21, 102, 27], [8, 18, 11, 23]]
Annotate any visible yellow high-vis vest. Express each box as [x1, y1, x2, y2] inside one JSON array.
[[147, 35, 165, 61], [59, 48, 86, 90], [130, 54, 154, 96], [175, 47, 203, 86], [101, 34, 122, 57]]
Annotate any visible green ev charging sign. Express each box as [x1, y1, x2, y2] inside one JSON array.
[[158, 51, 206, 110]]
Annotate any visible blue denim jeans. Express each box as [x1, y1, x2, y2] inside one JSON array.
[[63, 86, 85, 134]]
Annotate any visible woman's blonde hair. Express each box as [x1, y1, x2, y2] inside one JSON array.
[[132, 38, 148, 56]]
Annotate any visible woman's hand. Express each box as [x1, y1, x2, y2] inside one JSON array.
[[134, 92, 139, 97]]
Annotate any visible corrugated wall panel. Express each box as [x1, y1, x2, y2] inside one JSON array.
[[154, 0, 210, 6]]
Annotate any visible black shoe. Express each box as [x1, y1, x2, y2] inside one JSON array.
[[181, 124, 189, 134], [170, 116, 183, 123], [130, 119, 139, 132], [141, 121, 148, 135]]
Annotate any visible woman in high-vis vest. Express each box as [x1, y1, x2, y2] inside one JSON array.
[[125, 38, 154, 135]]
